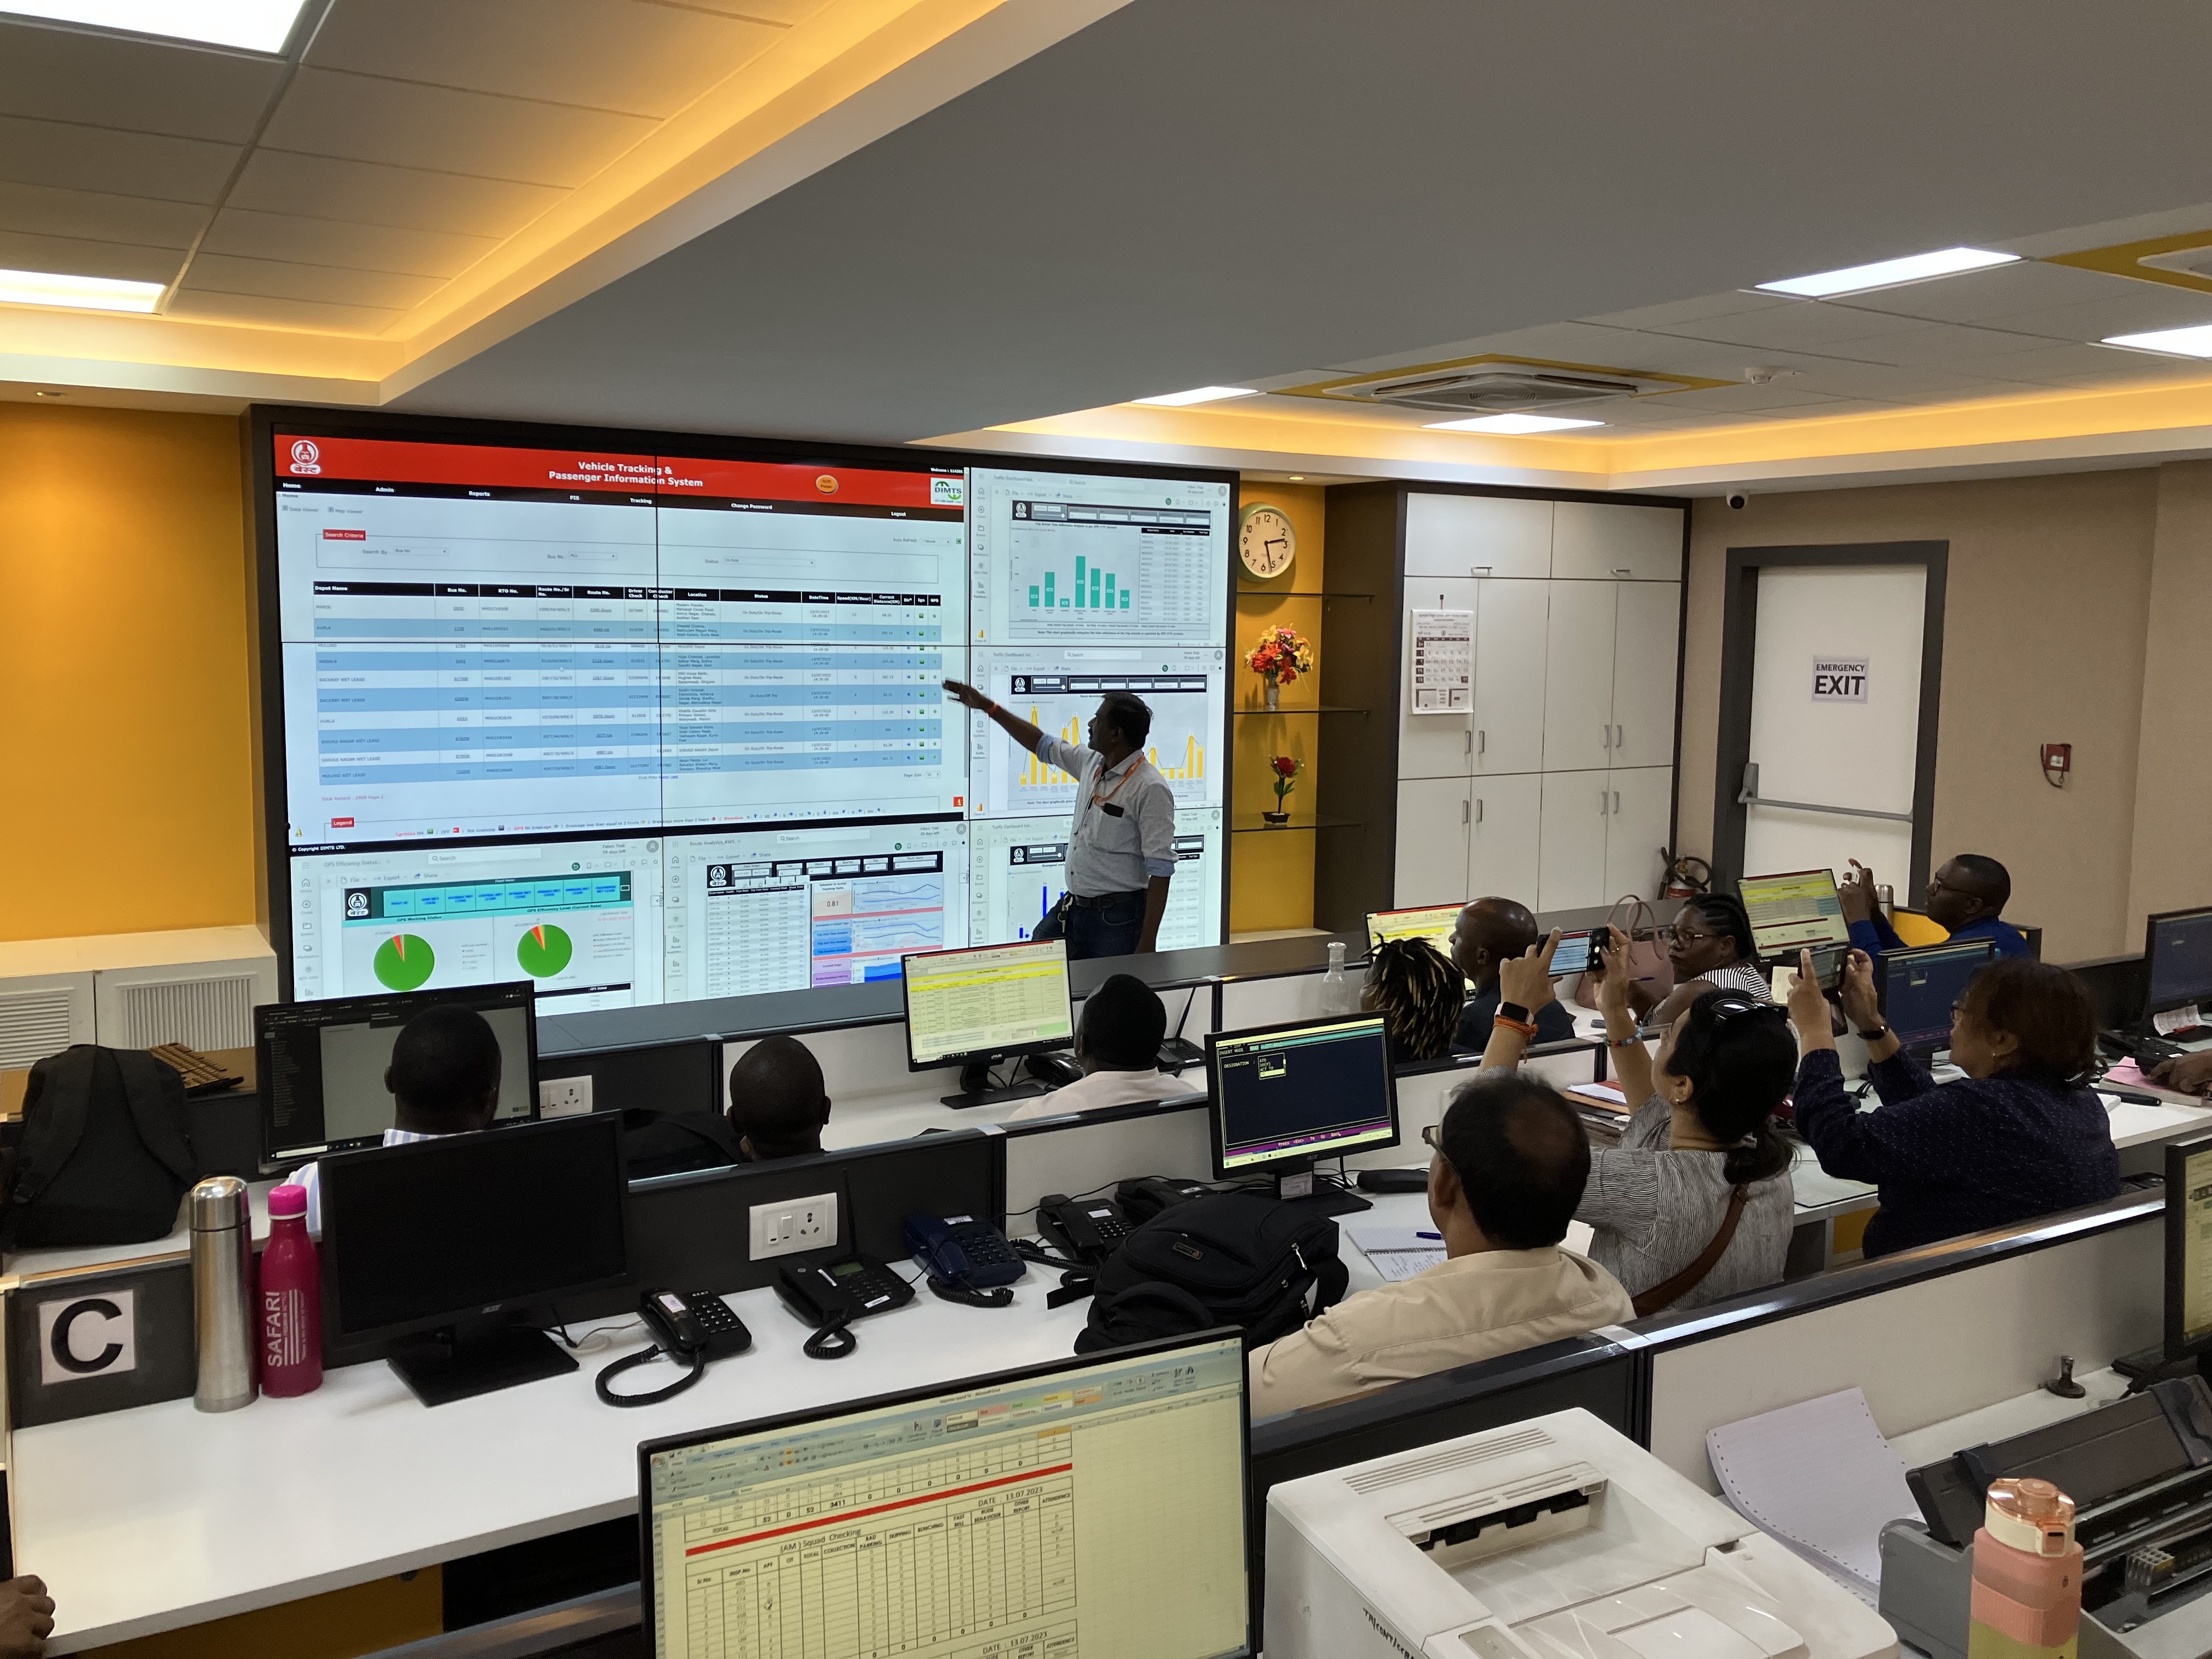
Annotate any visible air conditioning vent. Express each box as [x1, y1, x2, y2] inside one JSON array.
[[1326, 364, 1671, 414], [0, 989, 78, 1070], [112, 975, 257, 1051]]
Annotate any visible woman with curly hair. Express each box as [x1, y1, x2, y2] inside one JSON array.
[[1362, 937, 1466, 1061]]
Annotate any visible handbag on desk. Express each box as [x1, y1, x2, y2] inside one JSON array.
[[1566, 895, 1675, 1009]]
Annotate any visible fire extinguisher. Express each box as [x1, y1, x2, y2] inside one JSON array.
[[1660, 851, 1711, 901]]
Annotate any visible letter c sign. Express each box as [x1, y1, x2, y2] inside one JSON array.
[[37, 1290, 137, 1385]]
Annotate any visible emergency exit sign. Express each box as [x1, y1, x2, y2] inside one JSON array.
[[1813, 656, 1869, 702]]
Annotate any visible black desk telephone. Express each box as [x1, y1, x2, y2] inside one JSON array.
[[594, 1288, 752, 1407], [776, 1252, 916, 1359], [1036, 1193, 1132, 1263], [906, 1213, 1022, 1308]]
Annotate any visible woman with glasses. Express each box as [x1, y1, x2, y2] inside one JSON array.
[[1790, 949, 2117, 1256], [1635, 893, 1771, 1027], [1481, 927, 1797, 1314]]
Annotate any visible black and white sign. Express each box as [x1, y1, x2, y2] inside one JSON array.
[[37, 1289, 137, 1384], [1409, 608, 1472, 713], [1812, 657, 1869, 703]]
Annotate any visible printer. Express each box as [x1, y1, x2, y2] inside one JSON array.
[[1266, 1406, 1898, 1659], [1881, 1375, 2212, 1659]]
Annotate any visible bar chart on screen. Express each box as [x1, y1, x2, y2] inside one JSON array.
[[966, 649, 1223, 819]]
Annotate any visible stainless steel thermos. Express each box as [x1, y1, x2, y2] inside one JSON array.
[[190, 1176, 258, 1412]]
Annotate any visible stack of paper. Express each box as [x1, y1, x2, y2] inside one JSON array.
[[1705, 1387, 1917, 1607], [1346, 1226, 1446, 1283]]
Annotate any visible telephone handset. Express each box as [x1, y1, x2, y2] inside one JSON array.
[[595, 1288, 752, 1407], [776, 1252, 916, 1359], [905, 1213, 1022, 1308], [1036, 1193, 1133, 1263]]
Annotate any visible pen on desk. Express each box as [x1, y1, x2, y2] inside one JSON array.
[[1416, 1231, 1442, 1240]]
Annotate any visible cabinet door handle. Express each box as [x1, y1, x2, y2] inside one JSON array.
[[1472, 563, 1493, 574], [1613, 723, 1623, 749], [1477, 729, 1487, 755], [1475, 797, 1485, 824], [1601, 722, 1612, 749], [1461, 799, 1470, 825], [1612, 791, 1622, 812], [1599, 788, 1609, 814], [1612, 566, 1633, 576], [1464, 728, 1472, 755]]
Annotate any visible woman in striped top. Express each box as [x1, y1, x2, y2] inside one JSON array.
[[1635, 893, 1771, 1027]]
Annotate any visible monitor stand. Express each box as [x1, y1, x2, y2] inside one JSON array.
[[387, 1319, 577, 1407], [1273, 1166, 1371, 1218], [941, 1060, 1048, 1111]]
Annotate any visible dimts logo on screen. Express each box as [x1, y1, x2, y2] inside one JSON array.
[[814, 473, 838, 495], [38, 1290, 137, 1385], [289, 438, 323, 475]]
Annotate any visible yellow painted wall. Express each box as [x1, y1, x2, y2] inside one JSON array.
[[82, 1569, 442, 1659], [0, 405, 258, 941], [1229, 482, 1327, 934]]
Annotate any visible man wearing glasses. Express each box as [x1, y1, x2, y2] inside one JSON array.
[[1838, 853, 2030, 963]]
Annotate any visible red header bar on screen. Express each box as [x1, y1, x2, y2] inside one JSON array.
[[656, 458, 960, 511], [274, 436, 662, 492]]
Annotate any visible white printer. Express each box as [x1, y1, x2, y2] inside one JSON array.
[[1266, 1407, 1898, 1659]]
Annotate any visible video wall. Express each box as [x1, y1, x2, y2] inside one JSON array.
[[261, 424, 1233, 1012]]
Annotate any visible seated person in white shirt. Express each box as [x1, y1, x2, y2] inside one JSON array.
[[1005, 974, 1201, 1120], [726, 1035, 833, 1160], [290, 1004, 502, 1232], [1247, 1069, 1635, 1417]]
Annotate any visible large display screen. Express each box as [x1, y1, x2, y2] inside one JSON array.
[[264, 426, 1232, 1012]]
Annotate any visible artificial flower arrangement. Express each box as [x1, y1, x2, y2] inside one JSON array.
[[1263, 754, 1304, 824], [1245, 625, 1316, 708]]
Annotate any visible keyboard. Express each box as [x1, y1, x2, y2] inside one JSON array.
[[148, 1043, 246, 1096], [2102, 1031, 2187, 1067]]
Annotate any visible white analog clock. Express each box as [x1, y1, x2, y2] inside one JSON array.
[[1239, 503, 1296, 580]]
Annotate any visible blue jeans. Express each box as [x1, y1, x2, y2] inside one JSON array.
[[1037, 891, 1144, 961]]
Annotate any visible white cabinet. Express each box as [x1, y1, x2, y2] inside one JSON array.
[[1604, 766, 1674, 901], [1468, 772, 1543, 900], [1405, 494, 1552, 578], [1542, 580, 1617, 772], [1397, 576, 1478, 780], [1472, 579, 1549, 775], [1537, 771, 1613, 911], [1610, 582, 1681, 768], [1394, 777, 1472, 906], [1552, 500, 1684, 582]]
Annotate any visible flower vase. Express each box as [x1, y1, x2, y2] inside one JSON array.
[[1262, 808, 1289, 826], [1264, 679, 1280, 712]]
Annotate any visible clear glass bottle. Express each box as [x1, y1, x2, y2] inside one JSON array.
[[1321, 941, 1362, 1016]]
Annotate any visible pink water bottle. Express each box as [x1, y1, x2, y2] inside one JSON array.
[[259, 1184, 323, 1397]]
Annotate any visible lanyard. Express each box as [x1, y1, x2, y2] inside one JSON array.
[[1087, 758, 1139, 817]]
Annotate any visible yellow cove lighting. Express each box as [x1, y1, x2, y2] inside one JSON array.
[[2103, 323, 2212, 359], [1757, 246, 2017, 298], [1424, 412, 1604, 434], [0, 267, 163, 313], [0, 1, 310, 52], [1132, 386, 1258, 406]]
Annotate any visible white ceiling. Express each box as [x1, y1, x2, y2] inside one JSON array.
[[396, 0, 2212, 444]]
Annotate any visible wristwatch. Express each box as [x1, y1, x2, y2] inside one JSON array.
[[1855, 1024, 1892, 1043]]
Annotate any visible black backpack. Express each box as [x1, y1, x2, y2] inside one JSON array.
[[1075, 1191, 1348, 1355], [4, 1046, 200, 1247]]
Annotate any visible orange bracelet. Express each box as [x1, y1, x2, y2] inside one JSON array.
[[1493, 1015, 1539, 1039]]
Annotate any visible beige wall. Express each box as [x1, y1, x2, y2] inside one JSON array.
[[1677, 469, 2164, 962], [2128, 461, 2212, 932]]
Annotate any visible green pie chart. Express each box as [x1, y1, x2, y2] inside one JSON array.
[[373, 933, 436, 991], [517, 923, 573, 979]]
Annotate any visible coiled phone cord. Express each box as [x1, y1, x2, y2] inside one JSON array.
[[802, 1312, 856, 1360], [594, 1342, 706, 1406]]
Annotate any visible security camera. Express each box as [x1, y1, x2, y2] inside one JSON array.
[[1724, 491, 1749, 510]]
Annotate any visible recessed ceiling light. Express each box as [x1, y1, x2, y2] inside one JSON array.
[[1132, 386, 1258, 407], [2102, 323, 2212, 358], [1286, 475, 1305, 481], [32, 389, 65, 397], [0, 267, 163, 313], [0, 1, 310, 52], [1756, 247, 2017, 298], [1423, 413, 1604, 434]]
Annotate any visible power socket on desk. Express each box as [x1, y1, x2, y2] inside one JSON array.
[[751, 1193, 837, 1261]]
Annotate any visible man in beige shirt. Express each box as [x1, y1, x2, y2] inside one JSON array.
[[1249, 1068, 1634, 1417]]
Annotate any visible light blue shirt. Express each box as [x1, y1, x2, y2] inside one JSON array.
[[1032, 735, 1177, 896]]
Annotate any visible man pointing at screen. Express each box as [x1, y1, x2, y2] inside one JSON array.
[[944, 679, 1175, 958]]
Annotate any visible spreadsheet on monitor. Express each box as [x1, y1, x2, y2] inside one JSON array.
[[903, 941, 1073, 1066], [642, 1335, 1248, 1659], [1738, 868, 1852, 955]]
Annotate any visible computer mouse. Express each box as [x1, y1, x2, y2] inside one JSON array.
[[1025, 1051, 1085, 1088]]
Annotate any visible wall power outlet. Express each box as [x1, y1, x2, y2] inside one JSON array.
[[750, 1193, 838, 1261], [538, 1076, 592, 1118]]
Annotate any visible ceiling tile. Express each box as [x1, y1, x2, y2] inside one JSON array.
[[0, 228, 181, 284], [1824, 259, 2135, 324], [0, 179, 206, 248], [1433, 320, 1652, 365], [182, 251, 447, 308], [308, 0, 780, 119], [1576, 290, 1796, 330], [0, 20, 284, 143], [0, 115, 238, 202], [224, 150, 566, 238], [1978, 287, 2212, 343], [1642, 383, 1846, 413], [676, 0, 827, 20], [1809, 320, 2062, 368], [1977, 343, 2208, 383], [199, 207, 499, 279], [1644, 302, 1936, 352], [163, 288, 404, 334], [259, 68, 656, 189]]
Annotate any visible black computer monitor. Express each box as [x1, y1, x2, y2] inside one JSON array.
[[1877, 939, 1996, 1055], [319, 1112, 630, 1406], [2146, 908, 2212, 1020], [639, 1330, 1251, 1659], [1737, 867, 1853, 989], [2165, 1132, 2212, 1361], [901, 938, 1075, 1109], [257, 980, 538, 1168], [1207, 1014, 1398, 1215]]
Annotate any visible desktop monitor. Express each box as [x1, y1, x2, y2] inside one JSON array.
[[2146, 907, 2212, 1019], [1877, 939, 1996, 1055], [2165, 1132, 2212, 1361], [1367, 902, 1462, 955], [1207, 1015, 1398, 1214], [1739, 868, 1853, 985], [902, 938, 1075, 1109], [319, 1111, 630, 1406], [639, 1330, 1251, 1659], [258, 980, 538, 1167]]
